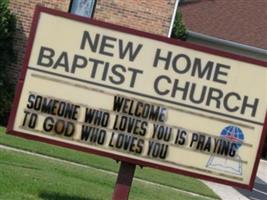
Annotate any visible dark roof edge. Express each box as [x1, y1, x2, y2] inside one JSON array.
[[187, 31, 267, 62]]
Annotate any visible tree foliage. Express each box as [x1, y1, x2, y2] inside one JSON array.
[[0, 0, 16, 125], [171, 11, 187, 40]]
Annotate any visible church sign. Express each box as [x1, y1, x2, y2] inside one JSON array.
[[7, 6, 267, 189]]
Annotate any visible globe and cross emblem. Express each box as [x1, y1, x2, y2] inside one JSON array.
[[220, 125, 245, 150]]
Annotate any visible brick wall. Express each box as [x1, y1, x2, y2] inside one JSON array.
[[8, 0, 70, 81], [94, 0, 176, 36], [8, 0, 176, 82]]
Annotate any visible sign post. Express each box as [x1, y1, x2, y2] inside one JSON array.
[[7, 6, 267, 193], [112, 162, 136, 200]]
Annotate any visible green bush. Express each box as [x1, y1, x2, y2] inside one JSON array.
[[0, 0, 16, 126], [171, 11, 187, 40]]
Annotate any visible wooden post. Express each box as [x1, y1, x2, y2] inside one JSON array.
[[112, 162, 136, 200]]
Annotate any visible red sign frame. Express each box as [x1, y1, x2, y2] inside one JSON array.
[[7, 6, 267, 190]]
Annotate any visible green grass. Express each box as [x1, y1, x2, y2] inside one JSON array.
[[0, 127, 219, 199], [0, 149, 211, 200]]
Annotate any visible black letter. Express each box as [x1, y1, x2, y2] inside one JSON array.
[[118, 40, 143, 61], [128, 68, 143, 88], [37, 46, 55, 67], [153, 48, 172, 70], [213, 63, 230, 84], [223, 92, 241, 112], [80, 31, 100, 52], [113, 96, 124, 112], [99, 35, 116, 57], [27, 94, 36, 109], [71, 55, 88, 73], [241, 96, 259, 117], [154, 75, 171, 95]]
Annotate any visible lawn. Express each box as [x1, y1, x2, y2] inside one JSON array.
[[0, 126, 219, 199], [0, 149, 212, 200]]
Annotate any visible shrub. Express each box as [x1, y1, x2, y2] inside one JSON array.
[[171, 11, 187, 40], [0, 0, 16, 126]]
